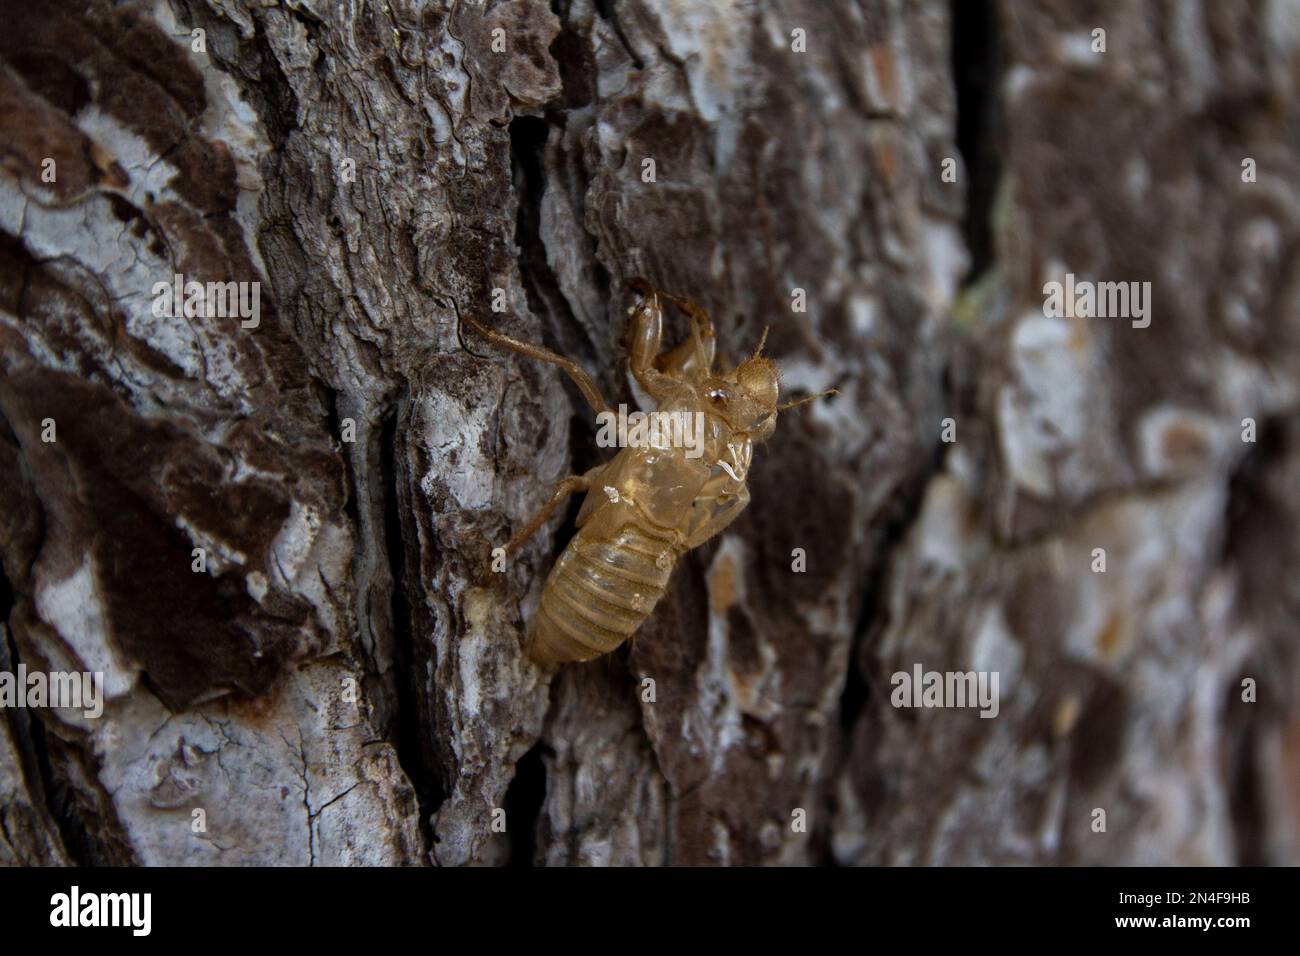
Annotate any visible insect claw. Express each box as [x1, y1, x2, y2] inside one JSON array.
[[627, 277, 656, 300]]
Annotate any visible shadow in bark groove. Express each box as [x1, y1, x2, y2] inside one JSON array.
[[951, 0, 1000, 285], [1, 562, 84, 864], [1222, 414, 1293, 865], [504, 742, 549, 866], [508, 114, 607, 479], [382, 407, 439, 856], [509, 116, 564, 338]]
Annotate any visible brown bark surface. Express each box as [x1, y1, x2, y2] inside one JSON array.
[[0, 0, 1297, 865]]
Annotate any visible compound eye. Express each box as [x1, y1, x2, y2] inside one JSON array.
[[707, 388, 730, 405]]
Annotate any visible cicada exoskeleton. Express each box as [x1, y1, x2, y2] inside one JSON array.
[[464, 281, 832, 665]]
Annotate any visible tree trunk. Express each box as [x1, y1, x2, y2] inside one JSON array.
[[1, 0, 1297, 866]]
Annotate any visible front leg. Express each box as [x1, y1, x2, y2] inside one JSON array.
[[680, 471, 752, 550], [626, 284, 681, 401], [655, 292, 716, 379]]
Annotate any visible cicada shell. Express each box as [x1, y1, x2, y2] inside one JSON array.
[[464, 281, 831, 665]]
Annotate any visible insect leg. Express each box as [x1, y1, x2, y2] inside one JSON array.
[[664, 292, 717, 373], [461, 314, 612, 416], [502, 465, 603, 556], [656, 296, 716, 379], [627, 287, 680, 400], [682, 483, 752, 550]]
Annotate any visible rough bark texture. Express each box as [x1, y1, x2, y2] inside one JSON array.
[[0, 0, 1297, 866]]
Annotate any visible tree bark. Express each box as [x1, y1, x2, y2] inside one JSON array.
[[0, 0, 1297, 866]]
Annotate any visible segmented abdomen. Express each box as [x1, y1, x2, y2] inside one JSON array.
[[528, 521, 677, 665]]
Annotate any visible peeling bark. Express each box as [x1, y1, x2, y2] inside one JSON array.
[[0, 0, 1297, 866]]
